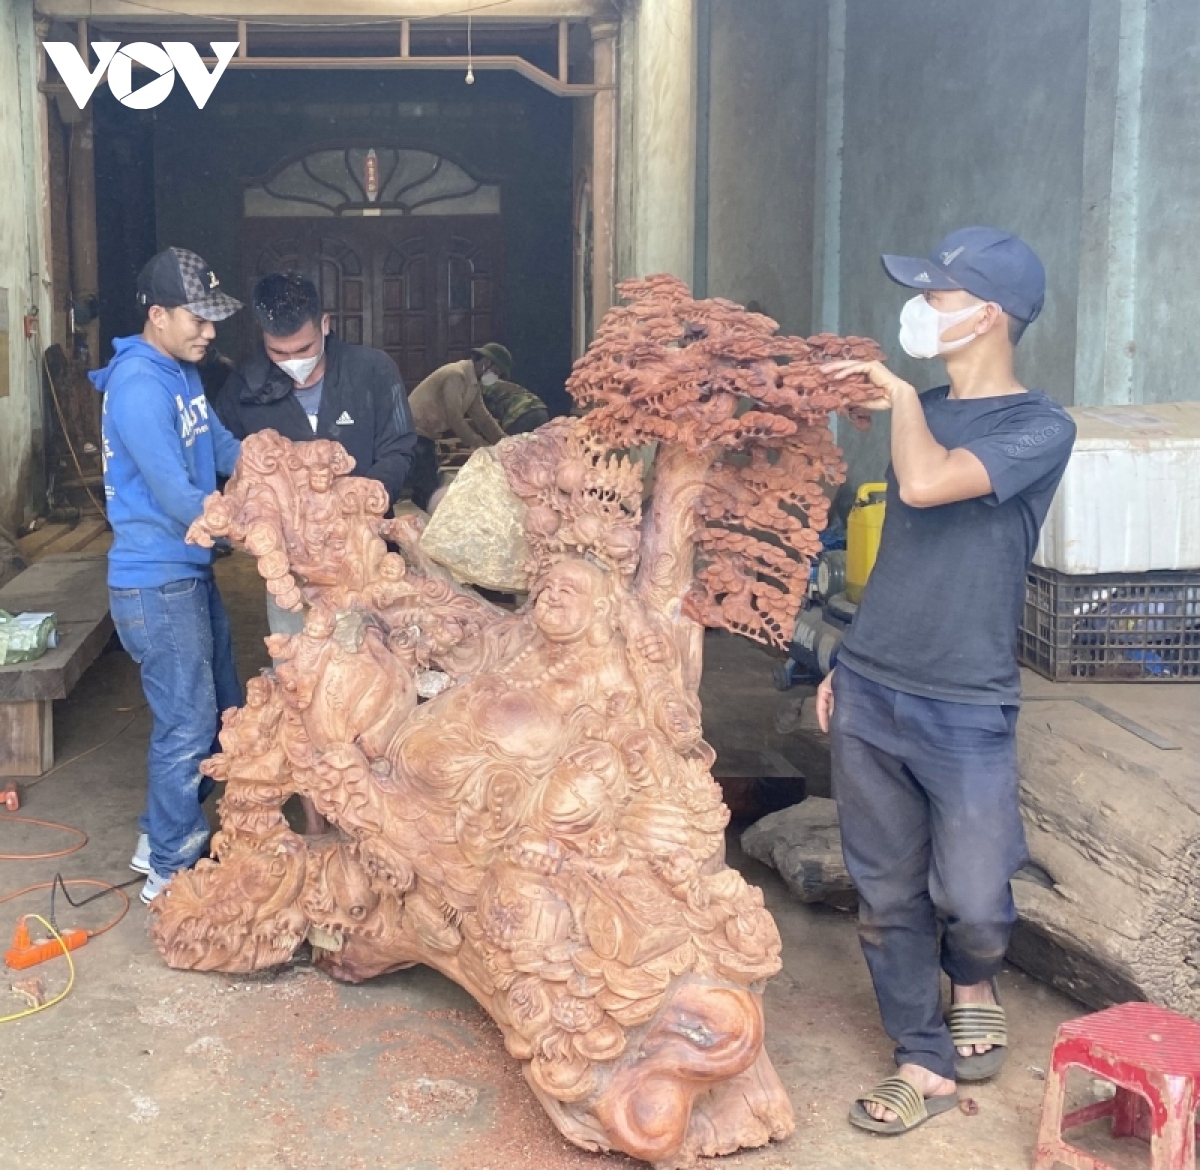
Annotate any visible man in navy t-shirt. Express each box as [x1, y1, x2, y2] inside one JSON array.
[[819, 228, 1075, 1134]]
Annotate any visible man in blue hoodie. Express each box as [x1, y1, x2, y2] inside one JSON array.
[[91, 247, 244, 904]]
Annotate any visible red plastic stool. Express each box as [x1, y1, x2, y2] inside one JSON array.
[[1033, 1002, 1200, 1170]]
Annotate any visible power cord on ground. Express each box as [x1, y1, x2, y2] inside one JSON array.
[[0, 914, 75, 1024], [49, 873, 138, 937], [0, 875, 135, 938], [0, 878, 135, 1018], [0, 709, 148, 1019], [0, 813, 87, 861], [16, 705, 145, 791]]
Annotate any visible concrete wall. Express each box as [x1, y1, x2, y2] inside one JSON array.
[[836, 0, 1090, 478], [0, 0, 50, 530], [1133, 0, 1200, 404], [701, 0, 1200, 486], [834, 0, 1200, 481], [703, 0, 823, 336]]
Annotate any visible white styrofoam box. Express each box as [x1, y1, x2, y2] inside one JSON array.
[[1035, 402, 1200, 575]]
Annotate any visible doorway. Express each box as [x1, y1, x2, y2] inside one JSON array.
[[241, 217, 503, 386], [92, 72, 576, 411], [238, 143, 505, 385]]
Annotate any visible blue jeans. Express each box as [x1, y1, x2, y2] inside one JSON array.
[[830, 665, 1026, 1081], [109, 576, 241, 877]]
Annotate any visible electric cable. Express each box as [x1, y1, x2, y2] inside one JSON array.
[[0, 813, 87, 861], [49, 873, 137, 937], [17, 706, 144, 791], [0, 702, 145, 1023], [0, 914, 75, 1024], [0, 876, 133, 939]]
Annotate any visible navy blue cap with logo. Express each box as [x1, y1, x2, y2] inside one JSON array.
[[881, 226, 1046, 325], [136, 247, 242, 322]]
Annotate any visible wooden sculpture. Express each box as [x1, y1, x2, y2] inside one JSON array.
[[150, 277, 882, 1168]]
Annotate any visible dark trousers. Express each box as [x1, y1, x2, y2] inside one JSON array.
[[410, 435, 439, 511], [830, 665, 1026, 1080]]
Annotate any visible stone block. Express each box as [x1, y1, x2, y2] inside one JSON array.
[[418, 444, 531, 593]]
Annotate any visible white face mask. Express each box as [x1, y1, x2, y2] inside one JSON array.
[[898, 295, 985, 360], [275, 334, 325, 385], [480, 370, 500, 387]]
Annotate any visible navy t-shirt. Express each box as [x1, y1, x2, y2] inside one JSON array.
[[838, 386, 1076, 705]]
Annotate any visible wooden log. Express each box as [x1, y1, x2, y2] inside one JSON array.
[[744, 693, 1199, 1015], [17, 523, 70, 559], [0, 530, 25, 590], [48, 517, 106, 555], [771, 693, 832, 799], [0, 700, 54, 776], [1010, 700, 1200, 1016], [0, 554, 113, 776], [741, 797, 857, 911]]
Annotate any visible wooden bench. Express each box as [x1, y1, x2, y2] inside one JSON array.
[[0, 553, 112, 776]]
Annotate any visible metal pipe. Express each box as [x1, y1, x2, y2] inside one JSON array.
[[237, 19, 247, 56], [40, 61, 606, 101], [400, 18, 410, 57], [163, 53, 609, 98], [558, 19, 569, 83], [692, 0, 710, 298]]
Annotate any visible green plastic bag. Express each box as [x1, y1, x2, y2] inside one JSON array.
[[0, 608, 58, 664]]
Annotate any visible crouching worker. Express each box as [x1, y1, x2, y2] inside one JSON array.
[[91, 247, 244, 904], [476, 343, 549, 434], [407, 343, 508, 510]]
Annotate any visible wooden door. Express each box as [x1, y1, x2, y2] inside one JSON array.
[[380, 230, 433, 387], [244, 227, 369, 349], [241, 217, 503, 383], [442, 230, 500, 367]]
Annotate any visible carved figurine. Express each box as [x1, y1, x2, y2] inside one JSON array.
[[153, 277, 882, 1168]]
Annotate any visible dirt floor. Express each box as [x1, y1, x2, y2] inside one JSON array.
[[1, 550, 1193, 1170]]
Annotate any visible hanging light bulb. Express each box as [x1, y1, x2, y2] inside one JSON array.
[[465, 0, 475, 84]]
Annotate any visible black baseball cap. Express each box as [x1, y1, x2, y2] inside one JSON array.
[[136, 247, 242, 321], [881, 226, 1045, 324]]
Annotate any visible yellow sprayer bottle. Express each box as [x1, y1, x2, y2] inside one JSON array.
[[845, 482, 887, 604]]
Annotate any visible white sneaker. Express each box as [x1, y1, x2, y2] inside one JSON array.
[[130, 832, 151, 874], [140, 869, 172, 904]]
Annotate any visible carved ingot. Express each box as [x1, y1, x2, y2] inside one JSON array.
[[595, 981, 764, 1157], [528, 977, 792, 1168]]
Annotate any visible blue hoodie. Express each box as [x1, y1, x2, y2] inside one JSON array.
[[91, 336, 241, 588]]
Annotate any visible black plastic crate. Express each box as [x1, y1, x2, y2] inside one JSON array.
[[1019, 566, 1200, 682]]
